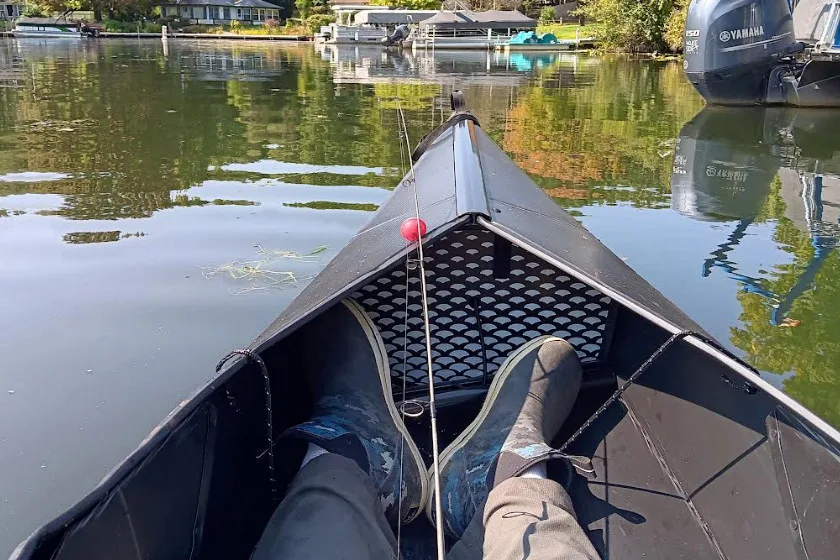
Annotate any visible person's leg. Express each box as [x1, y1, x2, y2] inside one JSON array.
[[253, 452, 397, 560], [252, 299, 427, 558], [431, 335, 598, 559], [284, 299, 428, 525], [446, 475, 598, 560], [482, 477, 598, 560]]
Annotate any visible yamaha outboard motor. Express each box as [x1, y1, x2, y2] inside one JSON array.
[[683, 0, 798, 105], [684, 0, 840, 106]]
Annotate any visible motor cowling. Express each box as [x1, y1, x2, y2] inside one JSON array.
[[683, 0, 796, 104]]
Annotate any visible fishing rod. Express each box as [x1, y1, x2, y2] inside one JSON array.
[[395, 101, 446, 560]]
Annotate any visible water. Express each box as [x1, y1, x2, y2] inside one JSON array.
[[1, 38, 838, 555]]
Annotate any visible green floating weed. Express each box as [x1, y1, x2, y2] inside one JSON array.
[[200, 244, 328, 294]]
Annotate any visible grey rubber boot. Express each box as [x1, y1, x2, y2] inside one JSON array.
[[285, 299, 428, 526], [427, 335, 583, 538]]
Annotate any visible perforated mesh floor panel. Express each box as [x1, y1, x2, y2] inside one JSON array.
[[351, 228, 615, 396]]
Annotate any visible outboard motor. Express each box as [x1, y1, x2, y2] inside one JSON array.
[[671, 107, 785, 219], [672, 105, 840, 324], [683, 0, 798, 105]]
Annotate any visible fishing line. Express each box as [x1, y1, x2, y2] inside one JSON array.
[[398, 111, 408, 178]]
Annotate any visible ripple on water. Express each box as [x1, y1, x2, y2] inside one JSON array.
[[16, 119, 98, 132], [0, 172, 71, 183], [216, 160, 393, 176]]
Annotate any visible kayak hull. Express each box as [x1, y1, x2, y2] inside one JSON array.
[[12, 99, 840, 560]]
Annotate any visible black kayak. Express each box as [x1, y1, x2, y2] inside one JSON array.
[[12, 95, 840, 560]]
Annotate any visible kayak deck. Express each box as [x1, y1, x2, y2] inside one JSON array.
[[351, 226, 615, 397]]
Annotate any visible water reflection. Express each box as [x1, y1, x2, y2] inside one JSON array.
[[670, 106, 840, 425], [0, 41, 703, 232], [672, 107, 840, 325], [0, 41, 617, 232], [62, 230, 146, 244], [0, 40, 406, 228], [317, 43, 591, 89]]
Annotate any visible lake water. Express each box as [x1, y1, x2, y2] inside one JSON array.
[[1, 38, 839, 556]]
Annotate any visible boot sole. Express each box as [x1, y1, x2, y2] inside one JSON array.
[[342, 299, 430, 524], [424, 335, 570, 527]]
